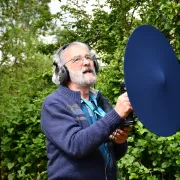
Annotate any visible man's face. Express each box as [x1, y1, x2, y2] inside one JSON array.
[[63, 45, 97, 86]]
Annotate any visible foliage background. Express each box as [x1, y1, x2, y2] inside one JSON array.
[[0, 0, 180, 179]]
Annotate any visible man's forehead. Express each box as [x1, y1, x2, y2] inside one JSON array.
[[67, 45, 88, 52], [64, 45, 89, 58]]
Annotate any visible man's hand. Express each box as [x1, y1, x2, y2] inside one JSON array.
[[109, 127, 132, 144], [114, 92, 133, 119]]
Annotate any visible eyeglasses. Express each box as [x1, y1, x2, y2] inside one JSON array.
[[64, 54, 94, 65]]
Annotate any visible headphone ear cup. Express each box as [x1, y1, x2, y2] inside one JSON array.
[[89, 47, 99, 74], [92, 56, 99, 73], [59, 66, 69, 84]]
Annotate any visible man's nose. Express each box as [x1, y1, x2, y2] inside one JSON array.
[[82, 57, 90, 65]]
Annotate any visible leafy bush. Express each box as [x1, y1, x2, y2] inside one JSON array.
[[1, 71, 56, 179], [118, 122, 180, 179]]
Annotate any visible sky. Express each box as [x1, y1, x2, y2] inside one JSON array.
[[48, 0, 109, 15], [48, 0, 62, 14]]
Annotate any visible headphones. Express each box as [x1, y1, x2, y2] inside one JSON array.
[[53, 43, 99, 85]]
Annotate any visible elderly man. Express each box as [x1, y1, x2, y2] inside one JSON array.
[[41, 42, 132, 180]]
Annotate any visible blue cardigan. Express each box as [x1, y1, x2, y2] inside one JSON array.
[[41, 85, 128, 180]]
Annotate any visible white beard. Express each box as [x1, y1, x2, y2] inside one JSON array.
[[69, 67, 97, 86]]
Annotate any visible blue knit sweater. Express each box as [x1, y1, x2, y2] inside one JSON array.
[[41, 85, 128, 180]]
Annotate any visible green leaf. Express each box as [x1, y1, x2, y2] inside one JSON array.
[[8, 173, 14, 180], [161, 162, 170, 168], [18, 157, 24, 163], [152, 160, 157, 166], [7, 162, 14, 170], [129, 173, 139, 179], [176, 159, 180, 165], [147, 176, 158, 180], [7, 128, 14, 134]]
